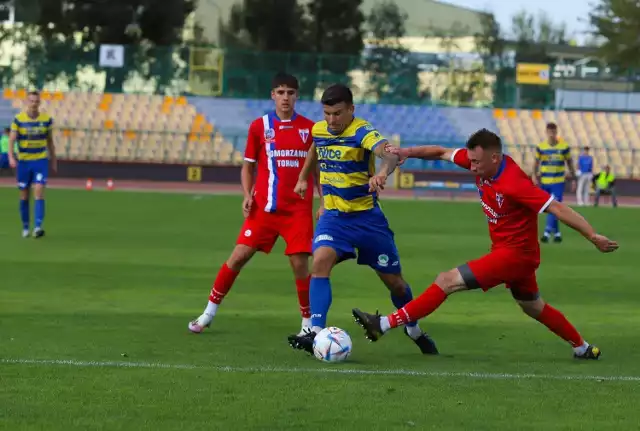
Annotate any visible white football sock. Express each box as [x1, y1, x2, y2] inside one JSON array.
[[312, 326, 323, 334], [573, 341, 589, 356], [405, 324, 422, 340], [204, 301, 218, 317], [301, 317, 311, 328], [380, 316, 391, 332]]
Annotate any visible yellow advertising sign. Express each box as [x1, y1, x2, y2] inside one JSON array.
[[516, 63, 550, 85]]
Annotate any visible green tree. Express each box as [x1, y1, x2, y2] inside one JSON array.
[[219, 0, 364, 99], [300, 0, 365, 97], [218, 0, 311, 97], [363, 0, 418, 102], [1, 0, 194, 93], [589, 0, 640, 71]]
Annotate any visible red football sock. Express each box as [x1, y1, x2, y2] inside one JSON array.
[[295, 275, 311, 318], [208, 263, 240, 305], [535, 304, 584, 347], [387, 283, 447, 328]]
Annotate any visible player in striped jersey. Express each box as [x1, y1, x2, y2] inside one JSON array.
[[8, 91, 57, 238], [287, 84, 437, 356], [532, 123, 576, 243]]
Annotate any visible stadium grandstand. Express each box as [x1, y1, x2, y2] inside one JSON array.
[[2, 89, 639, 179]]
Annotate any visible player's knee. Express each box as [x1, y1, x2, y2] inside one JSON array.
[[517, 298, 545, 318], [434, 269, 463, 295], [289, 254, 310, 278], [311, 248, 336, 277], [227, 245, 256, 271]]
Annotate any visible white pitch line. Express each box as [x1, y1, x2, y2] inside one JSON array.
[[2, 358, 640, 383]]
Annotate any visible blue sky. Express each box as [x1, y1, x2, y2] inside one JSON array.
[[442, 0, 593, 41]]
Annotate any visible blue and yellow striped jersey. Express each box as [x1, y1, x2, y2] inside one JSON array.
[[11, 111, 53, 161], [313, 117, 387, 214], [536, 139, 570, 185]]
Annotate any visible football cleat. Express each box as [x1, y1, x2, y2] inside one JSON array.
[[554, 235, 563, 243], [352, 308, 384, 342], [574, 344, 601, 360], [288, 331, 316, 355], [22, 229, 30, 238], [33, 228, 45, 238], [188, 313, 213, 334], [404, 328, 439, 355], [540, 235, 549, 243]]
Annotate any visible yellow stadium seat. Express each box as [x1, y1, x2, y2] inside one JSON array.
[[493, 109, 504, 119]]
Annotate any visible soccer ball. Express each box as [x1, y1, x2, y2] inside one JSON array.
[[313, 327, 352, 363]]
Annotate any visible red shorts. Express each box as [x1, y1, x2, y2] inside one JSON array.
[[236, 207, 313, 255], [458, 248, 541, 301]]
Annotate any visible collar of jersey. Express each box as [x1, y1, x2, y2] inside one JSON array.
[[491, 157, 507, 181], [269, 110, 297, 122]]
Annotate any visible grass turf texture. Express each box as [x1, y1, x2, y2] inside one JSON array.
[[1, 189, 638, 430]]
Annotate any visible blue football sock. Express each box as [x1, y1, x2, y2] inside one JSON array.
[[390, 285, 417, 327], [19, 199, 29, 230], [34, 199, 45, 229], [545, 213, 555, 234], [309, 277, 332, 329], [551, 216, 560, 235]]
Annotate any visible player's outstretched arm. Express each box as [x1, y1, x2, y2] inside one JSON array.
[[545, 200, 618, 253], [386, 145, 453, 162]]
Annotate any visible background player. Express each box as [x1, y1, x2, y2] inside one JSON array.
[[532, 122, 576, 243], [354, 129, 618, 360], [7, 91, 57, 238], [576, 146, 594, 206], [288, 84, 437, 356], [188, 73, 321, 336]]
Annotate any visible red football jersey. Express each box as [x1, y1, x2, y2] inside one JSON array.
[[244, 111, 315, 215], [451, 148, 554, 254]]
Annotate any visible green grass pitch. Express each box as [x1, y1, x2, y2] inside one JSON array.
[[1, 188, 639, 430]]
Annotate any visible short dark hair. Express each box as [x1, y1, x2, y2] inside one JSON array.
[[546, 122, 557, 130], [271, 72, 299, 90], [321, 84, 353, 106], [4, 127, 9, 132], [466, 128, 502, 152], [27, 91, 40, 98]]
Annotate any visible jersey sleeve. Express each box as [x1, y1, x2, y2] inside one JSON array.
[[355, 122, 386, 152], [10, 116, 19, 132], [244, 121, 261, 162], [450, 148, 471, 169], [507, 174, 555, 214], [562, 146, 571, 160]]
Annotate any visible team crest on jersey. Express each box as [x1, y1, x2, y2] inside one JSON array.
[[298, 128, 309, 143], [264, 128, 276, 142], [495, 193, 504, 208]]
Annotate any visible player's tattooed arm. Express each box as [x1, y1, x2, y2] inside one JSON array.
[[373, 142, 400, 176]]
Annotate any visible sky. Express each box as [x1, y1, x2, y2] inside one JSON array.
[[442, 0, 593, 42]]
